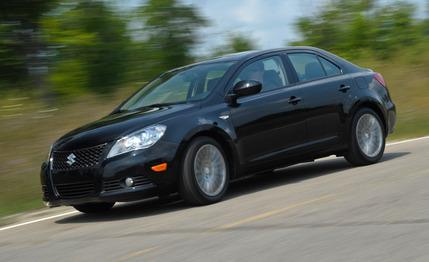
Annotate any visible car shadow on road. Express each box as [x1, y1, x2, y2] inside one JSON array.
[[225, 151, 409, 200], [55, 151, 410, 224], [381, 151, 410, 161]]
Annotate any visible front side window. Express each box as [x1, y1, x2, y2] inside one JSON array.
[[233, 56, 289, 92], [288, 53, 325, 82], [120, 62, 235, 111]]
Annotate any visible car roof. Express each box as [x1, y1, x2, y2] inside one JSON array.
[[197, 46, 327, 64], [169, 46, 360, 73]]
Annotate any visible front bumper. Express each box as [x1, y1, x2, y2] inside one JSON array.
[[41, 140, 180, 207]]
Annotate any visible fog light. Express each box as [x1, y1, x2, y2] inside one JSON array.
[[125, 177, 134, 187]]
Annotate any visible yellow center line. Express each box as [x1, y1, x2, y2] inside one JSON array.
[[215, 194, 335, 230], [111, 195, 335, 260], [115, 246, 158, 262]]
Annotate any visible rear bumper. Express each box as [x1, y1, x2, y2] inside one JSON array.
[[386, 103, 396, 134], [41, 140, 180, 207]]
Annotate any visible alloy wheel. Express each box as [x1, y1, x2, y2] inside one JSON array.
[[193, 144, 227, 197], [355, 113, 383, 158]]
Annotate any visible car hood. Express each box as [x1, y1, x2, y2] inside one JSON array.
[[54, 103, 195, 151]]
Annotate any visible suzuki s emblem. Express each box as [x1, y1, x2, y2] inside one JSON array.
[[66, 153, 76, 166]]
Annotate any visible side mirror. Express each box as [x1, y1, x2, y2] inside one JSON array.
[[226, 80, 262, 105]]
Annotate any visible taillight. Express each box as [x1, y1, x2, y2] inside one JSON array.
[[374, 72, 386, 87]]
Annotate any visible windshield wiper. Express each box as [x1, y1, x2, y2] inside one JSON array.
[[145, 103, 174, 108], [116, 102, 184, 114]]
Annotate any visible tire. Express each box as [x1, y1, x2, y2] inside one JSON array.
[[179, 136, 230, 205], [73, 202, 115, 214], [345, 108, 385, 166]]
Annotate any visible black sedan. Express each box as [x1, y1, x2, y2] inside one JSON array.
[[41, 47, 396, 213]]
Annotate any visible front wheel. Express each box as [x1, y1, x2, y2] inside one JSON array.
[[179, 137, 229, 205], [73, 202, 115, 214], [345, 108, 385, 166]]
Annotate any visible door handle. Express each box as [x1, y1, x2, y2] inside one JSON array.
[[338, 84, 351, 92], [288, 96, 302, 104]]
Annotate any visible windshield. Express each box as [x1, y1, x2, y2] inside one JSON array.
[[120, 61, 235, 111]]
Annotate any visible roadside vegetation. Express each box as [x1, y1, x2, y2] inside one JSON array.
[[1, 0, 428, 218], [292, 0, 429, 140]]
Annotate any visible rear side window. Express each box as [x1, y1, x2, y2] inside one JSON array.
[[288, 53, 325, 81], [319, 57, 341, 76]]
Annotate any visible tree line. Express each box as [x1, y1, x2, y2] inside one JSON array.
[[0, 0, 427, 99], [293, 0, 429, 59]]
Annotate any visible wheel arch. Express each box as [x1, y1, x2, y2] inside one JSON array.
[[348, 98, 387, 135], [176, 125, 241, 179]]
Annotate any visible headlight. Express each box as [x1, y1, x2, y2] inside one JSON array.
[[46, 145, 53, 170], [47, 145, 53, 162], [107, 124, 166, 158]]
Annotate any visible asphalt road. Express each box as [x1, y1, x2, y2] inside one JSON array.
[[1, 137, 429, 262]]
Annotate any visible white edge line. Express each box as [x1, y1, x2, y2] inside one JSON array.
[[0, 211, 78, 232], [387, 135, 429, 146], [1, 135, 429, 232]]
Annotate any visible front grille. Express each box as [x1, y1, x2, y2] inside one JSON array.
[[52, 143, 107, 171], [103, 176, 153, 192], [55, 181, 95, 199], [103, 178, 122, 192]]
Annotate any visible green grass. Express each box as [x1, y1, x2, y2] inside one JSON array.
[[0, 52, 429, 218], [0, 90, 133, 218], [355, 48, 429, 140]]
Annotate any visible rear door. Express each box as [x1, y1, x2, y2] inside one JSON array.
[[286, 52, 353, 147]]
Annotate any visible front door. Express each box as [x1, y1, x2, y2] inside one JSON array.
[[228, 55, 307, 167]]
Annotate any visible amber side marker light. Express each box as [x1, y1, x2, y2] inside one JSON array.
[[151, 163, 167, 172]]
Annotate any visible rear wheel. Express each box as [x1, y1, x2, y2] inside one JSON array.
[[73, 202, 115, 214], [345, 108, 385, 166], [179, 137, 229, 205]]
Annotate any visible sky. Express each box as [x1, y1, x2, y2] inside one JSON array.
[[117, 0, 428, 55], [185, 0, 326, 55]]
